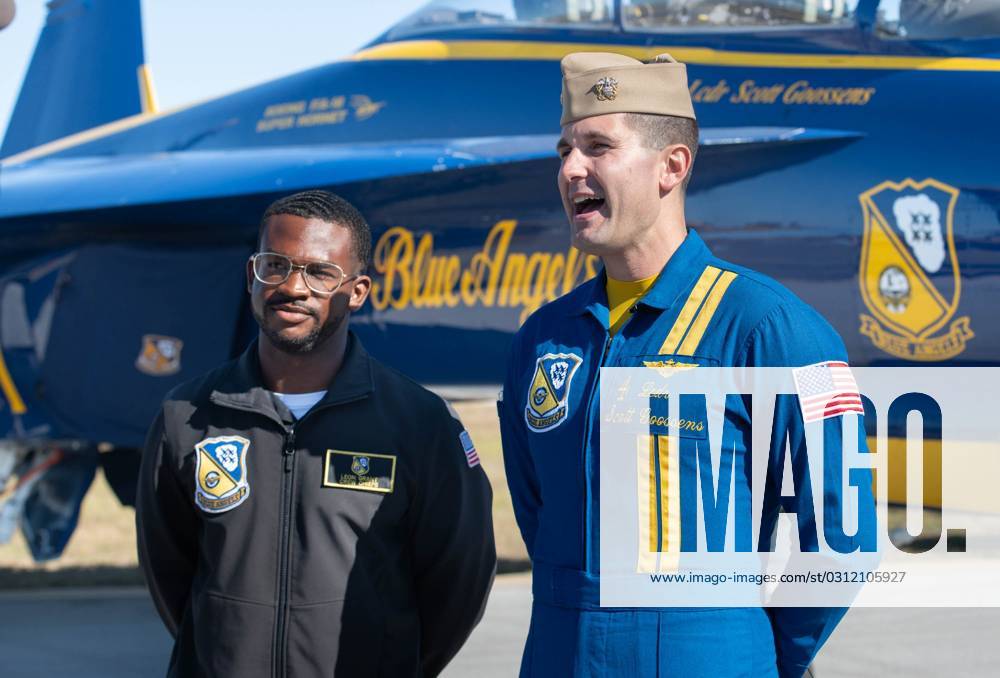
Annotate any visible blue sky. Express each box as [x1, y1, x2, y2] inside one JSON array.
[[0, 0, 429, 138]]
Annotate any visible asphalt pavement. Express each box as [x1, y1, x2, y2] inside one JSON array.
[[1, 576, 998, 677]]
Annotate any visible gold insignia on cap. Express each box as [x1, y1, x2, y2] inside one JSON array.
[[560, 51, 695, 126], [590, 76, 619, 102]]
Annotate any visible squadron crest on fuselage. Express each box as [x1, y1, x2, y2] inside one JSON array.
[[858, 178, 973, 361]]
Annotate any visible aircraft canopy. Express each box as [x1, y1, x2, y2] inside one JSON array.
[[385, 0, 865, 37]]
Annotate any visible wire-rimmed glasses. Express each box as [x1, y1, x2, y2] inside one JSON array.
[[250, 252, 357, 295]]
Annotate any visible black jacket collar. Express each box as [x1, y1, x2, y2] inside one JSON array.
[[209, 331, 375, 419]]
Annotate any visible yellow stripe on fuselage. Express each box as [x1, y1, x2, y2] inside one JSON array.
[[138, 64, 160, 115], [353, 39, 1000, 72], [4, 38, 996, 168], [0, 350, 26, 415]]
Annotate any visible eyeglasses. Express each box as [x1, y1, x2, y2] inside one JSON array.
[[250, 252, 357, 295]]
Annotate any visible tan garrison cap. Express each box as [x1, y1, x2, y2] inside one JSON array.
[[560, 52, 696, 126]]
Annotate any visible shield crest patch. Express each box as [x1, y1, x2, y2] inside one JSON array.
[[524, 352, 582, 432], [351, 455, 370, 476], [858, 178, 973, 361], [136, 334, 183, 376], [194, 436, 251, 513]]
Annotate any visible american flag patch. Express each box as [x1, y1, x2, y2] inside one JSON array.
[[459, 430, 480, 468], [792, 361, 864, 423]]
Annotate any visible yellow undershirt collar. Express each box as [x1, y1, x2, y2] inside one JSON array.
[[607, 273, 658, 336]]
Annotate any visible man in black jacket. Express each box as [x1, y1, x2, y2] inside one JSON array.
[[137, 190, 496, 678]]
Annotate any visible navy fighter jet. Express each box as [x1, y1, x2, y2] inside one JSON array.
[[0, 0, 998, 559]]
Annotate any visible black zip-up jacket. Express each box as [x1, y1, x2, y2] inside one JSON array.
[[136, 333, 496, 677]]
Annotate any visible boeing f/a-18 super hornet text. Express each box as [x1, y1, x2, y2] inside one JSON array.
[[0, 0, 997, 560]]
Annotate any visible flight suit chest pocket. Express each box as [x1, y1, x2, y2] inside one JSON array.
[[617, 354, 721, 440], [316, 449, 407, 529]]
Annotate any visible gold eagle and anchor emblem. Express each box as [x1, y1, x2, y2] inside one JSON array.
[[858, 178, 973, 361], [590, 76, 619, 101]]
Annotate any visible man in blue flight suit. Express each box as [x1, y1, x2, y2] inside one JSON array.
[[498, 52, 865, 677]]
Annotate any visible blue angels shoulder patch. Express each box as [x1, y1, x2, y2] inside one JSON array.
[[194, 436, 251, 513], [524, 352, 582, 432]]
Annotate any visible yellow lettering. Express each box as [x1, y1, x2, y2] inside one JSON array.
[[782, 81, 876, 106], [730, 80, 784, 104], [309, 97, 330, 112], [564, 248, 584, 294], [499, 253, 525, 306], [461, 220, 517, 306], [264, 101, 306, 117], [411, 233, 432, 308], [371, 227, 414, 310], [296, 110, 348, 127], [545, 254, 565, 301], [443, 257, 461, 307], [369, 219, 598, 323], [518, 252, 551, 322], [691, 79, 731, 103], [783, 80, 812, 104], [256, 116, 294, 132]]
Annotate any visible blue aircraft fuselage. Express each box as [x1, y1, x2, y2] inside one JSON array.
[[1, 0, 998, 454]]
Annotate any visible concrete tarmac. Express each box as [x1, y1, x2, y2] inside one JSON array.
[[1, 576, 998, 677]]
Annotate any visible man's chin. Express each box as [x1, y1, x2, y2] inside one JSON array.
[[264, 327, 325, 354], [571, 230, 611, 257], [260, 314, 345, 355]]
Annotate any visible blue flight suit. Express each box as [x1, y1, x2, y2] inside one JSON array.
[[498, 230, 868, 678]]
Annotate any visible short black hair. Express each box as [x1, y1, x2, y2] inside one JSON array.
[[259, 190, 372, 271], [624, 113, 700, 190]]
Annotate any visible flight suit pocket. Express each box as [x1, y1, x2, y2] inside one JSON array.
[[620, 354, 722, 440], [657, 608, 764, 677]]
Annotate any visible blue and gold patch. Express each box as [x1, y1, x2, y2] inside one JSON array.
[[858, 178, 973, 360], [324, 450, 395, 493], [524, 352, 582, 432], [136, 334, 183, 376], [194, 435, 251, 513]]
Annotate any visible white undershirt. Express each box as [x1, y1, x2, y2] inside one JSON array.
[[273, 390, 326, 419]]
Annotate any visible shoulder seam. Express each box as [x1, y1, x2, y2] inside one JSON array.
[[736, 300, 786, 366]]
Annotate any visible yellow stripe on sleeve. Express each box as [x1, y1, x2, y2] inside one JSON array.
[[658, 434, 671, 552], [659, 266, 721, 355], [636, 435, 657, 573], [677, 270, 738, 356]]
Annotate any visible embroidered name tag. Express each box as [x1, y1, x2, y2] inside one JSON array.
[[323, 450, 396, 494]]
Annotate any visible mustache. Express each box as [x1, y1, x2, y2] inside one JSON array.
[[266, 297, 317, 318]]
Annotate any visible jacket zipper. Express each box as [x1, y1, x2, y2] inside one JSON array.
[[581, 335, 613, 573], [267, 397, 367, 678], [273, 426, 296, 678]]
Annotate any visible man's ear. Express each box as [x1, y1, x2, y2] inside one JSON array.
[[246, 257, 255, 294], [347, 274, 372, 312], [659, 143, 692, 194]]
